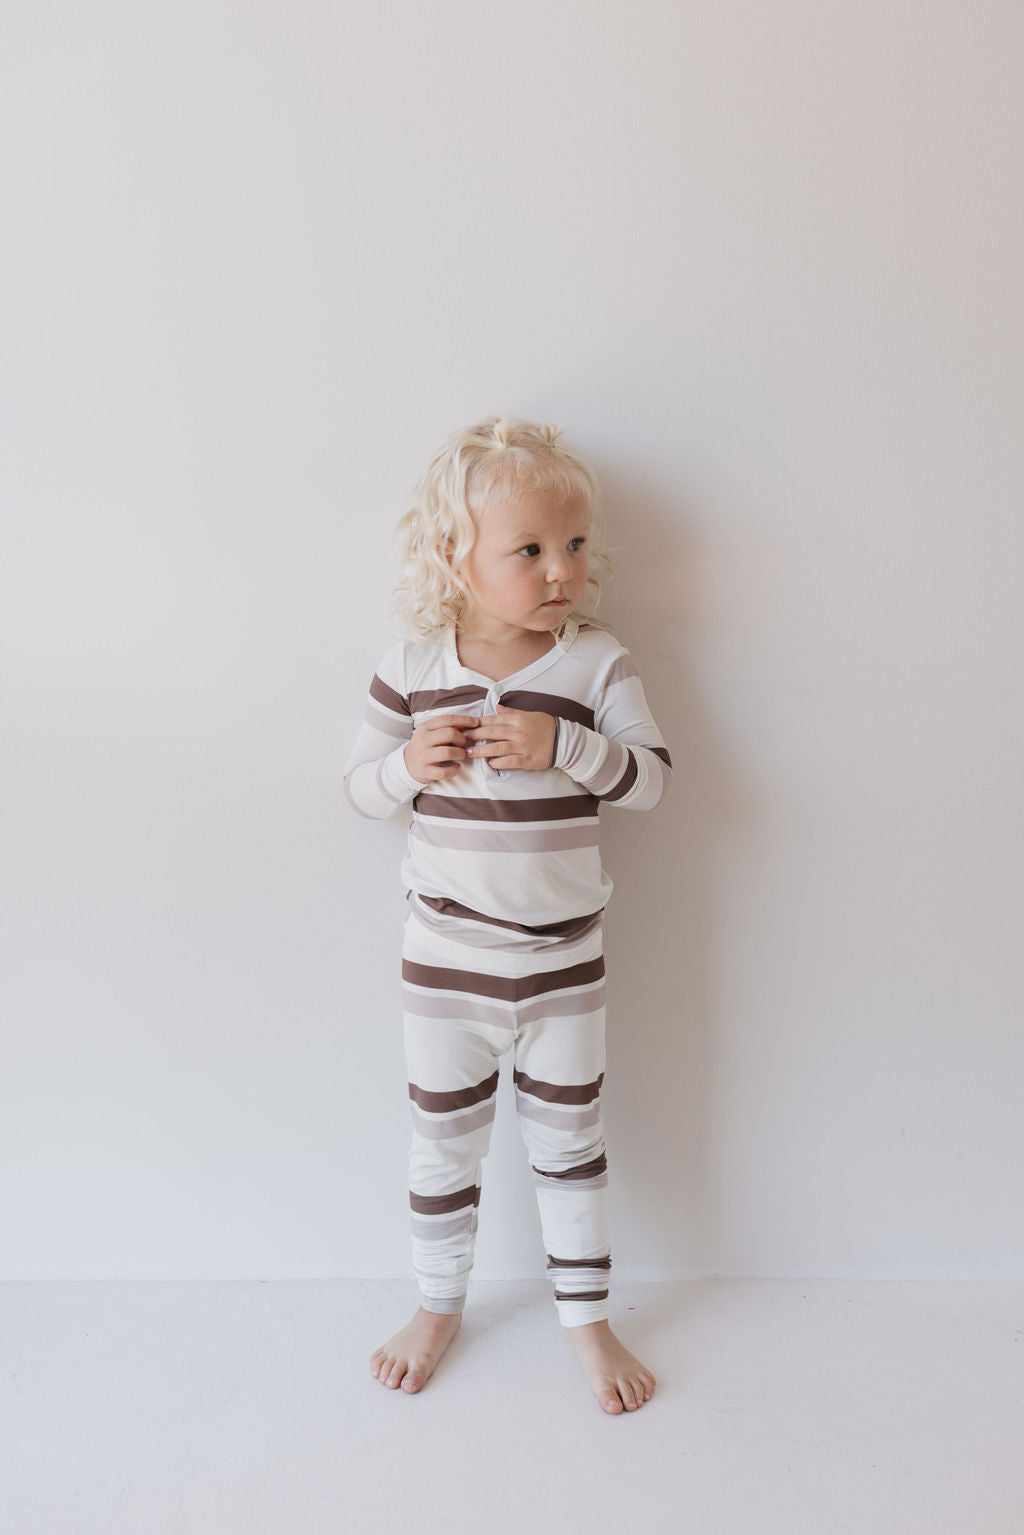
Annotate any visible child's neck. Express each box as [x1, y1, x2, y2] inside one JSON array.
[[454, 625, 559, 682]]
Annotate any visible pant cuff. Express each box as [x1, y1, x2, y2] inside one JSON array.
[[556, 1297, 609, 1328], [418, 1291, 467, 1315]]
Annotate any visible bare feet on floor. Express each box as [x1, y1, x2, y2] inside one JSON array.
[[370, 1306, 462, 1394], [566, 1320, 656, 1415]]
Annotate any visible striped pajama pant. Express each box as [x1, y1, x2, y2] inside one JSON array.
[[401, 908, 611, 1328]]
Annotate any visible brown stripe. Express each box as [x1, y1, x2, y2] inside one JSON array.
[[409, 1183, 481, 1215], [533, 1152, 608, 1181], [650, 745, 672, 767], [553, 1288, 609, 1302], [501, 954, 606, 1000], [413, 893, 605, 939], [369, 673, 411, 716], [408, 1070, 499, 1114], [403, 960, 518, 1002], [501, 690, 595, 729], [402, 954, 605, 1002], [599, 749, 639, 802], [546, 1254, 612, 1269], [514, 1067, 604, 1105], [409, 685, 488, 713], [414, 793, 598, 823]]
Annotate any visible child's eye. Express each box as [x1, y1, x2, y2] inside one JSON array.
[[515, 538, 586, 558]]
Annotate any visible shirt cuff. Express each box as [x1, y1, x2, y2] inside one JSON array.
[[380, 744, 431, 803], [553, 719, 610, 784]]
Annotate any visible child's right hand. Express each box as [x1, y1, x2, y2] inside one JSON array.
[[403, 714, 480, 783]]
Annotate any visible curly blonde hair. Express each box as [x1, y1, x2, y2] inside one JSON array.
[[393, 415, 613, 643]]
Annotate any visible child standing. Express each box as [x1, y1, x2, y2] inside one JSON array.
[[343, 416, 671, 1415]]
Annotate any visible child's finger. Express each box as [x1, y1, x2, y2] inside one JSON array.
[[467, 737, 515, 756], [426, 722, 473, 742]]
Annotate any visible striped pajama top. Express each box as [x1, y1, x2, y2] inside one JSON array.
[[343, 619, 671, 937]]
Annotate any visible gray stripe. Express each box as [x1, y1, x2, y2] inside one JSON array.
[[402, 987, 517, 1029], [415, 1292, 467, 1315], [514, 982, 607, 1025], [532, 1171, 608, 1192], [410, 1211, 475, 1241], [410, 1102, 497, 1139], [605, 654, 639, 686], [364, 700, 412, 739], [515, 1096, 602, 1132], [410, 821, 599, 853], [585, 739, 630, 797]]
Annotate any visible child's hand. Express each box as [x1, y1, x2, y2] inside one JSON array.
[[463, 707, 557, 772], [403, 714, 479, 783]]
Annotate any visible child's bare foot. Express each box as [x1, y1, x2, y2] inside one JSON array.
[[369, 1306, 462, 1394], [565, 1319, 656, 1415]]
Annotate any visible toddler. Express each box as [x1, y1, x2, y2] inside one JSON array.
[[343, 416, 671, 1414]]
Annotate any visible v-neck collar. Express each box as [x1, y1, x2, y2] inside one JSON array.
[[445, 618, 578, 690]]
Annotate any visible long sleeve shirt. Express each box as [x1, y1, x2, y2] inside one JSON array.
[[343, 619, 671, 932]]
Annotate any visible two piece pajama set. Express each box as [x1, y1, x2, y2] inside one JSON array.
[[343, 619, 670, 1327]]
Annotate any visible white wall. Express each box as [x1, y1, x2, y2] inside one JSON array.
[[2, 0, 1022, 1282]]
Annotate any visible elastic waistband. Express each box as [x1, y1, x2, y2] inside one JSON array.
[[403, 907, 604, 978], [405, 889, 604, 955]]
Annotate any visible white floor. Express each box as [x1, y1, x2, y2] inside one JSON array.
[[2, 1277, 1022, 1534]]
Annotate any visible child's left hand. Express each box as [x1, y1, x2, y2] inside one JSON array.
[[463, 707, 557, 772]]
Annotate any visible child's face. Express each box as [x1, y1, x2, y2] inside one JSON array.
[[453, 482, 592, 643]]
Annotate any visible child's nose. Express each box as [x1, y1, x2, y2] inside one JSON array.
[[546, 553, 571, 581]]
